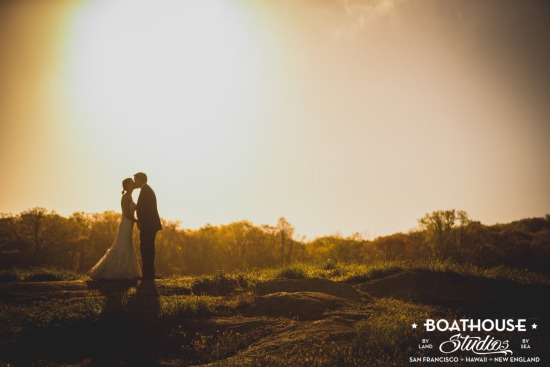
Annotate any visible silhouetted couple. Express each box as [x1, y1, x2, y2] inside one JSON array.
[[87, 172, 162, 281]]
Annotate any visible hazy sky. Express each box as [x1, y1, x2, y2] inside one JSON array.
[[1, 0, 549, 239]]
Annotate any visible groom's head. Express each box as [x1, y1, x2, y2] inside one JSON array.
[[133, 172, 147, 188]]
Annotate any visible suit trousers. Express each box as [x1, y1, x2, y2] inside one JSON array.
[[140, 229, 157, 280]]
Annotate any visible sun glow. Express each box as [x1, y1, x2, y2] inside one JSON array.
[[64, 0, 268, 166]]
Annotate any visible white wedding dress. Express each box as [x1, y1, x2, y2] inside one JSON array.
[[87, 200, 142, 280]]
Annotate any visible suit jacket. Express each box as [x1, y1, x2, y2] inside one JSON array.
[[136, 184, 162, 232]]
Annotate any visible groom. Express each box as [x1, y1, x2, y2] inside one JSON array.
[[134, 172, 162, 281]]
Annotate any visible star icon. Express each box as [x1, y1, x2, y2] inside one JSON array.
[[412, 323, 417, 329], [532, 323, 537, 330]]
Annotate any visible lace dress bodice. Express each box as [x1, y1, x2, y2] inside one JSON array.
[[121, 195, 136, 224]]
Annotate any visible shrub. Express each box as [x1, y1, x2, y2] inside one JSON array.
[[0, 268, 83, 282], [23, 268, 83, 282], [191, 272, 243, 296], [321, 259, 338, 270], [0, 269, 20, 282], [275, 264, 307, 279]]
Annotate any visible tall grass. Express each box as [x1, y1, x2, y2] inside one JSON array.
[[160, 295, 216, 319], [235, 260, 550, 285]]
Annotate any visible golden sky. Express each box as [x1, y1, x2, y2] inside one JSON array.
[[1, 0, 549, 238]]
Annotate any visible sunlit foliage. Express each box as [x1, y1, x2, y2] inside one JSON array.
[[1, 209, 549, 275]]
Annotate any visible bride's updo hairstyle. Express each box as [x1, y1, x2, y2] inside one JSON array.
[[122, 178, 134, 195]]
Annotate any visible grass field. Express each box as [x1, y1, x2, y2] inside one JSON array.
[[0, 261, 548, 366]]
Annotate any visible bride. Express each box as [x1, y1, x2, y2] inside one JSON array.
[[87, 178, 142, 280]]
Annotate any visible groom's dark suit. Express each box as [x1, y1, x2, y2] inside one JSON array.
[[136, 184, 162, 280]]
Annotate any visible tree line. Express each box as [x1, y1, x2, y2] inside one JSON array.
[[1, 208, 549, 275]]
